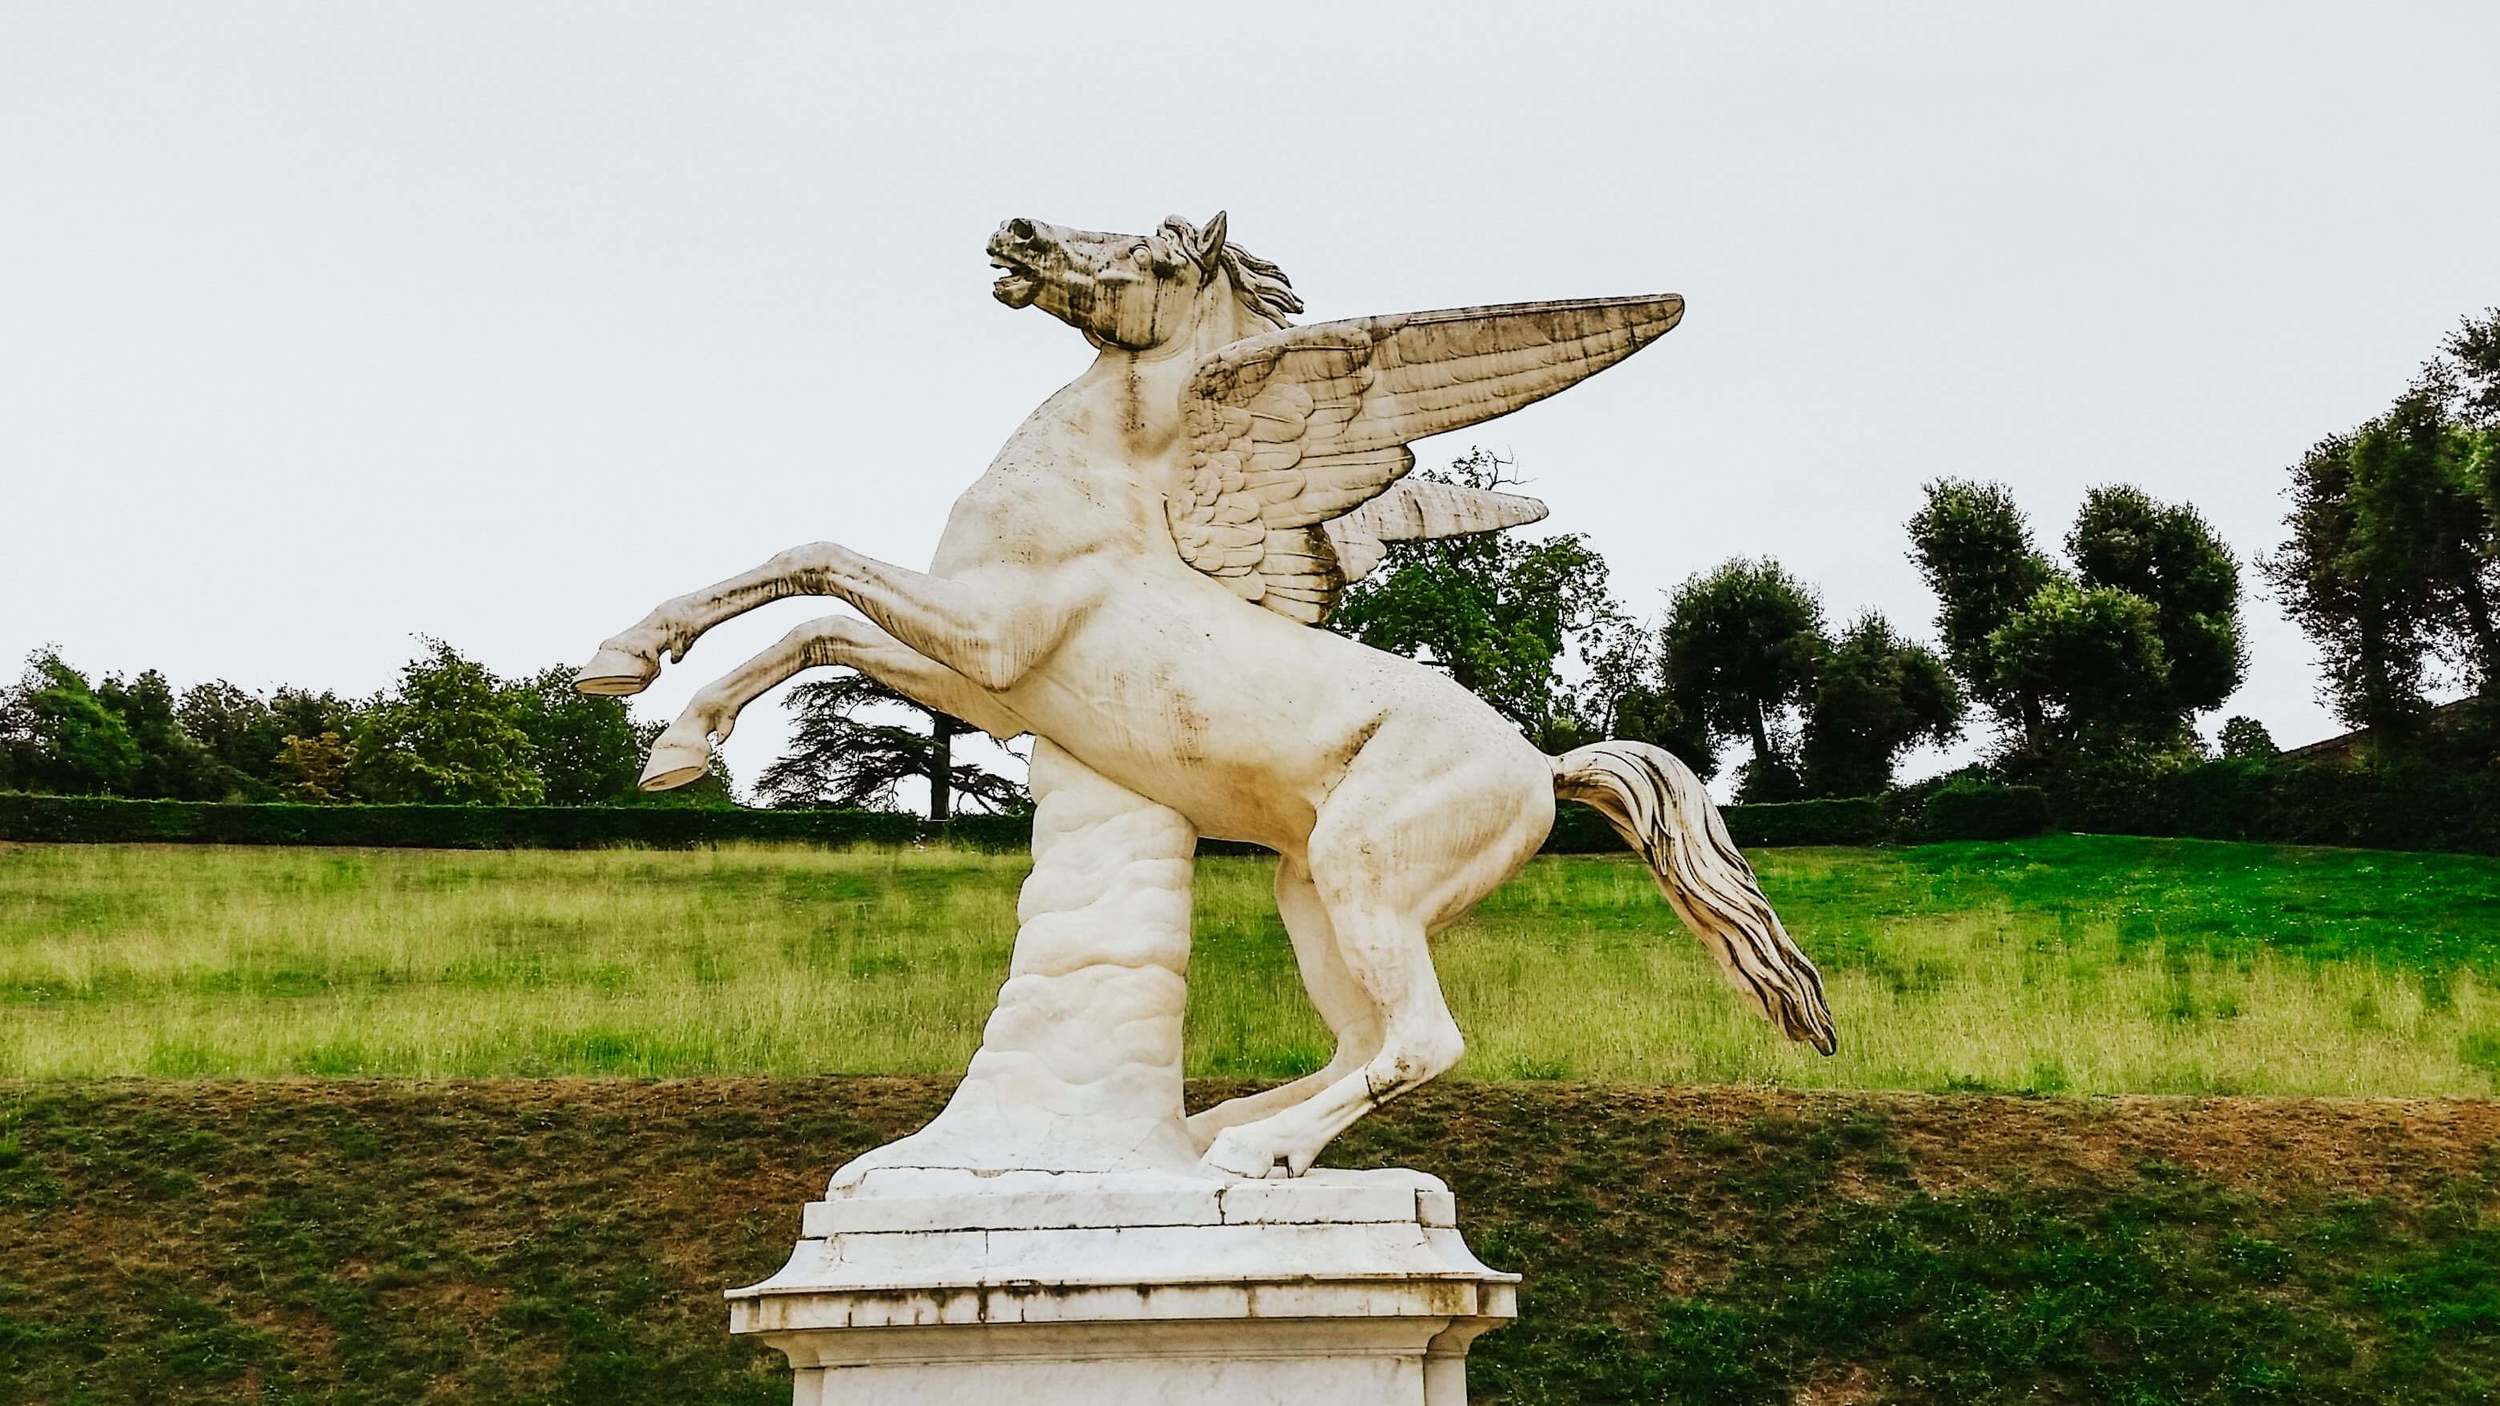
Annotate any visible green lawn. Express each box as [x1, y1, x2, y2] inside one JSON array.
[[11, 1080, 2500, 1404], [4, 835, 2498, 1092]]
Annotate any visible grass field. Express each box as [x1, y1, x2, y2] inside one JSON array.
[[10, 1080, 2500, 1404], [5, 834, 2500, 1092]]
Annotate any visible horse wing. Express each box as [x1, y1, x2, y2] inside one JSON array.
[[1172, 294, 1684, 624], [1322, 478, 1552, 585]]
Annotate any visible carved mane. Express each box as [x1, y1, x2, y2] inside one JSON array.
[[1216, 242, 1303, 326], [1159, 215, 1303, 327]]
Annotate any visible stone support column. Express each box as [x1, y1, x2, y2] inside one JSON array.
[[728, 742, 1513, 1404]]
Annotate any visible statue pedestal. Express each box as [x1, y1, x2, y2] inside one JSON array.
[[728, 1167, 1515, 1404], [729, 743, 1513, 1402]]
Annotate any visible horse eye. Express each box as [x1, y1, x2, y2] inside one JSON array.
[[1131, 244, 1151, 264]]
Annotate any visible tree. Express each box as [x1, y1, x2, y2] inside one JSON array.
[[1984, 582, 2172, 758], [1329, 450, 1620, 739], [177, 681, 352, 799], [2443, 307, 2500, 431], [2357, 382, 2498, 691], [2217, 716, 2277, 760], [1539, 613, 1717, 776], [1907, 479, 2061, 758], [2265, 375, 2497, 724], [507, 665, 651, 805], [273, 731, 352, 803], [2265, 431, 2432, 731], [1799, 613, 1962, 797], [94, 668, 226, 800], [1914, 479, 2249, 766], [0, 651, 141, 795], [758, 672, 1026, 817], [2067, 485, 2247, 718], [344, 639, 545, 805], [1663, 558, 1826, 799]]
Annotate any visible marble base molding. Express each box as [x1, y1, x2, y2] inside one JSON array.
[[728, 1167, 1515, 1406]]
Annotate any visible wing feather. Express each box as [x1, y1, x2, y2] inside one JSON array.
[[1169, 293, 1680, 623]]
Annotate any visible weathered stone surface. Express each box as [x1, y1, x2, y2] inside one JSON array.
[[575, 209, 1839, 1400], [731, 748, 1510, 1401]]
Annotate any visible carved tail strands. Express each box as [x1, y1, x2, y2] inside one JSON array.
[[1550, 741, 1838, 1055]]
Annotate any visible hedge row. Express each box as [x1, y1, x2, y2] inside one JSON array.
[[0, 784, 2051, 854], [0, 794, 1033, 852], [2048, 758, 2500, 856]]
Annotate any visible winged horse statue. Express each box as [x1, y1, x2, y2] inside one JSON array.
[[575, 212, 1834, 1179]]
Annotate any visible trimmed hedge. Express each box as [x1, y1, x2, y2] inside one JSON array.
[[1919, 780, 2055, 842], [0, 786, 2046, 854], [2050, 758, 2499, 856], [0, 793, 1034, 852]]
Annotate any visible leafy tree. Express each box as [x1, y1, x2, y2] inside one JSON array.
[[2359, 382, 2498, 690], [758, 673, 1025, 818], [2265, 431, 2432, 731], [2217, 715, 2277, 761], [0, 651, 141, 795], [176, 680, 285, 798], [273, 731, 352, 804], [507, 665, 652, 805], [344, 639, 545, 805], [1330, 450, 1620, 739], [1906, 478, 2060, 746], [2266, 369, 2497, 724], [2443, 307, 2500, 431], [1915, 479, 2248, 766], [1540, 613, 1717, 776], [2067, 486, 2247, 717], [94, 669, 226, 800], [1663, 558, 1826, 799], [1985, 582, 2172, 758], [177, 681, 352, 799], [1800, 613, 1962, 797]]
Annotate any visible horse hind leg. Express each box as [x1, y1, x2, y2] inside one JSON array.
[[640, 614, 1028, 790], [1200, 734, 1550, 1178], [1183, 855, 1382, 1153]]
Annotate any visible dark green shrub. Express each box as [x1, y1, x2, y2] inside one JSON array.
[[2046, 758, 2499, 855], [1918, 782, 2051, 841], [1547, 795, 1888, 851], [0, 794, 1032, 852]]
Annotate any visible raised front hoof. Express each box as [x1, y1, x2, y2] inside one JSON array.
[[639, 737, 711, 791], [575, 646, 660, 696]]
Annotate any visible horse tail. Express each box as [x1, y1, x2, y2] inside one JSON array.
[[1550, 740, 1837, 1055]]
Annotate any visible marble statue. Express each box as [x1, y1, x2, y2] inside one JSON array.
[[573, 212, 1834, 1403]]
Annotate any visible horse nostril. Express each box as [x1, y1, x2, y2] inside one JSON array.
[[1007, 218, 1035, 241]]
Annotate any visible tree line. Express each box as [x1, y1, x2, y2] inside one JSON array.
[[0, 639, 732, 808], [1326, 451, 2254, 805], [5, 309, 2490, 819]]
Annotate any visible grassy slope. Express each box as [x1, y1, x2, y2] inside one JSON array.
[[9, 1080, 2500, 1404], [5, 836, 2500, 1092]]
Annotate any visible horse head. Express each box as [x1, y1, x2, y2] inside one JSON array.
[[987, 212, 1303, 351]]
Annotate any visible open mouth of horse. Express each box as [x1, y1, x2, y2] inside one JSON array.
[[988, 254, 1041, 308]]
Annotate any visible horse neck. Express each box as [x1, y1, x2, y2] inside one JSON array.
[[1071, 282, 1269, 448]]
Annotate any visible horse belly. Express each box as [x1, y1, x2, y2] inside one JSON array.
[[999, 604, 1378, 846]]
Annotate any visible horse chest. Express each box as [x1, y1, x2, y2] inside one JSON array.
[[931, 463, 1130, 576]]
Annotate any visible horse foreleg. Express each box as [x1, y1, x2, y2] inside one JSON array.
[[641, 614, 1032, 790], [578, 542, 1067, 697]]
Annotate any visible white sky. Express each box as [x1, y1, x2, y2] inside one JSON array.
[[5, 2, 2497, 798]]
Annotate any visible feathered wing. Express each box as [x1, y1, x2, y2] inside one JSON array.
[[1322, 478, 1552, 584], [1170, 294, 1684, 623]]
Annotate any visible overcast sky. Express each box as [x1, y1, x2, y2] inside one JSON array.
[[6, 3, 2497, 796]]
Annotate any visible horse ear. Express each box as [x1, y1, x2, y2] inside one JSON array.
[[1193, 210, 1229, 270]]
